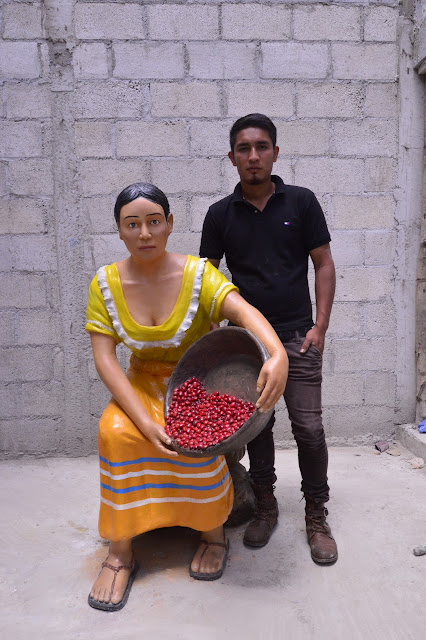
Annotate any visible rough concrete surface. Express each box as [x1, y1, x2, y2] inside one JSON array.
[[396, 423, 426, 460], [1, 447, 425, 640]]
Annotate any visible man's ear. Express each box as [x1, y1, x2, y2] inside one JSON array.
[[228, 150, 236, 166], [273, 146, 279, 162], [167, 213, 173, 235]]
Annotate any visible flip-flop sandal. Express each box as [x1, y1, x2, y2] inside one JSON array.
[[189, 538, 230, 581], [88, 556, 139, 612]]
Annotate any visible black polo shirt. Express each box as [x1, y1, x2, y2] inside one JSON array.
[[199, 175, 331, 331]]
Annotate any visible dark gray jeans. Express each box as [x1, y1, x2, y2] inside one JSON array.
[[247, 335, 330, 503]]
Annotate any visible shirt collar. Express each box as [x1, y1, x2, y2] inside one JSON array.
[[232, 175, 286, 203]]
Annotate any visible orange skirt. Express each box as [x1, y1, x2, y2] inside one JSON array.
[[97, 356, 233, 541]]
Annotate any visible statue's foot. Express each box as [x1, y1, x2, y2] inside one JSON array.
[[189, 528, 229, 581], [88, 553, 139, 611]]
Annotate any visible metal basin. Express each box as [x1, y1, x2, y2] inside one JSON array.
[[164, 326, 273, 457]]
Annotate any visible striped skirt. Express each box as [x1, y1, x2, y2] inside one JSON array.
[[97, 356, 234, 541]]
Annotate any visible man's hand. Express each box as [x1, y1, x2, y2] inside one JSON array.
[[141, 418, 178, 456], [300, 324, 325, 354], [304, 243, 335, 356]]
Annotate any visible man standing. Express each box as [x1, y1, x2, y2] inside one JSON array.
[[199, 114, 337, 565]]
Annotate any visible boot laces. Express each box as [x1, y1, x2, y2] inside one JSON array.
[[254, 503, 277, 521], [307, 507, 331, 536]]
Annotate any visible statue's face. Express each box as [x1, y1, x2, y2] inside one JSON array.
[[118, 197, 173, 262]]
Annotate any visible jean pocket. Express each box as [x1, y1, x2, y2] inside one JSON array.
[[308, 343, 323, 358]]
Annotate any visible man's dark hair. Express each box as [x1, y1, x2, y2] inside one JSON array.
[[114, 182, 170, 224], [229, 113, 277, 152]]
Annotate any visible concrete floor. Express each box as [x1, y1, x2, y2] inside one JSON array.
[[1, 445, 425, 640]]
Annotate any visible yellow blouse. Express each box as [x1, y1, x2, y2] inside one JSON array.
[[85, 255, 238, 363]]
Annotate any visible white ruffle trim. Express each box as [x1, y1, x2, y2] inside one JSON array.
[[209, 281, 233, 320], [96, 258, 207, 350], [86, 319, 115, 334]]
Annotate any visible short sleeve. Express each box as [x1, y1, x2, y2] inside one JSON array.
[[301, 190, 331, 252], [85, 274, 119, 340], [200, 261, 239, 324], [199, 207, 225, 261]]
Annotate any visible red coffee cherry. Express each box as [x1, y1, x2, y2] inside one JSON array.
[[165, 377, 255, 451]]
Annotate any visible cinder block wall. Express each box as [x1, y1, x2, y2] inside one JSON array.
[[0, 0, 418, 457]]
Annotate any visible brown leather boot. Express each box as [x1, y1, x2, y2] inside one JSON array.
[[243, 484, 278, 548], [305, 497, 338, 565]]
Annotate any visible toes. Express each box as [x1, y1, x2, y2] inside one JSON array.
[[90, 586, 101, 601], [190, 543, 205, 573], [90, 582, 110, 604], [190, 553, 200, 573], [199, 549, 223, 575], [111, 582, 125, 604], [91, 588, 100, 602], [98, 587, 108, 603], [191, 541, 226, 576], [190, 560, 199, 573], [112, 572, 132, 604], [199, 555, 208, 573]]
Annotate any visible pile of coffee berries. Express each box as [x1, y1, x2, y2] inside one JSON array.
[[165, 377, 255, 450]]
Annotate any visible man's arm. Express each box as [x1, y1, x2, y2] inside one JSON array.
[[300, 243, 336, 354], [200, 208, 224, 325], [199, 206, 223, 264]]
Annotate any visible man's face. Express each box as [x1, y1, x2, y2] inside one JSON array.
[[228, 127, 279, 186]]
